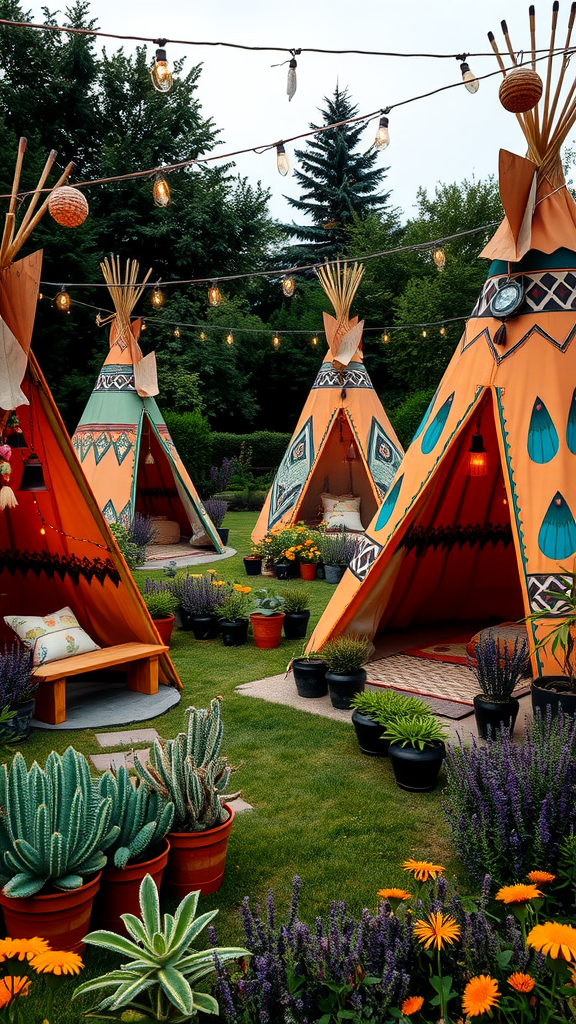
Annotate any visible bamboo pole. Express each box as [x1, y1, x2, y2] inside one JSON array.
[[10, 149, 57, 250], [545, 2, 576, 137], [530, 4, 541, 140], [501, 20, 540, 161], [488, 31, 540, 163], [4, 160, 75, 265], [541, 1, 560, 147], [0, 138, 26, 266]]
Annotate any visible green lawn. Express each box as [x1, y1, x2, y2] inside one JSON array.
[[6, 512, 463, 1021]]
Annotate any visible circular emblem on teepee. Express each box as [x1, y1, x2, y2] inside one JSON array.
[[499, 68, 543, 113], [48, 186, 89, 227]]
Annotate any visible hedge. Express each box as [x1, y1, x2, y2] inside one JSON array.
[[389, 389, 435, 450], [211, 431, 291, 469], [164, 410, 213, 481]]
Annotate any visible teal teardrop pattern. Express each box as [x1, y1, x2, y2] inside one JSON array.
[[421, 393, 454, 455], [413, 388, 439, 441], [375, 475, 403, 532], [527, 396, 559, 463], [567, 388, 576, 455], [538, 492, 576, 559]]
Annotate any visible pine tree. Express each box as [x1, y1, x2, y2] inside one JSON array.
[[284, 84, 391, 258]]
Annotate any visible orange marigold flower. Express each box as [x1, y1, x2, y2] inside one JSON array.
[[377, 888, 412, 901], [495, 883, 543, 905], [402, 858, 444, 882], [413, 911, 460, 950], [526, 921, 576, 962], [0, 937, 50, 961], [527, 870, 555, 884], [401, 995, 424, 1015], [0, 976, 30, 1007], [507, 973, 535, 993], [30, 950, 84, 976], [462, 976, 500, 1017], [304, 539, 313, 545]]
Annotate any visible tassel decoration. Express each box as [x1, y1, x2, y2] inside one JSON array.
[[0, 484, 18, 509]]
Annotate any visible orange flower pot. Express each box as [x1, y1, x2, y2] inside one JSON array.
[[0, 873, 101, 953], [163, 804, 235, 898], [250, 612, 285, 649], [93, 839, 170, 936], [152, 614, 175, 646], [299, 563, 317, 581]]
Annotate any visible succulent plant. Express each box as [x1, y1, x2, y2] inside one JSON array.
[[98, 766, 175, 869], [133, 699, 238, 833], [251, 588, 285, 617], [0, 747, 119, 897], [383, 714, 447, 751]]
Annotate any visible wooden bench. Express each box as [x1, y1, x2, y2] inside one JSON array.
[[32, 642, 168, 725]]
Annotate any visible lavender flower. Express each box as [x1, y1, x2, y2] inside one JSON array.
[[0, 644, 35, 705], [204, 498, 228, 528], [129, 512, 157, 549]]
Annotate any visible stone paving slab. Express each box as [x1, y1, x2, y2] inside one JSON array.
[[90, 748, 150, 771], [96, 728, 159, 748], [228, 797, 253, 814]]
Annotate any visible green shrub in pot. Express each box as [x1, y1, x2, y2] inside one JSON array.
[[349, 690, 432, 756], [251, 589, 285, 617], [282, 587, 310, 614], [97, 766, 174, 869], [142, 588, 178, 620], [321, 634, 371, 710], [383, 714, 447, 792]]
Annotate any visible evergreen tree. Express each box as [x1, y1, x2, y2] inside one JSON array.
[[284, 84, 391, 259]]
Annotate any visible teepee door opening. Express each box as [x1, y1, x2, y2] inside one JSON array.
[[378, 390, 524, 632], [297, 411, 379, 527], [135, 415, 192, 538]]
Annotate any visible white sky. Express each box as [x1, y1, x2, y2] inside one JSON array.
[[28, 0, 559, 222]]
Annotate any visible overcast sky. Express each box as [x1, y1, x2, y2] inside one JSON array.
[[28, 0, 559, 222]]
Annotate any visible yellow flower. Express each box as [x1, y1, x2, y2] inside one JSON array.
[[402, 858, 444, 882], [526, 921, 576, 961], [207, 569, 217, 574], [462, 975, 499, 1017], [0, 937, 50, 961], [413, 911, 460, 950], [401, 995, 424, 1015], [507, 973, 535, 993], [30, 950, 84, 976], [0, 976, 30, 1007], [527, 870, 555, 884], [190, 573, 203, 578], [495, 883, 542, 905], [377, 888, 412, 902], [296, 526, 305, 532]]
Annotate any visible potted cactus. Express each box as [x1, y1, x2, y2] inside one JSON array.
[[93, 766, 174, 935], [142, 581, 178, 646], [250, 589, 286, 649], [0, 747, 119, 951], [133, 699, 239, 897]]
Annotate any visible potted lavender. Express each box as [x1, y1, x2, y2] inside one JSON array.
[[204, 498, 229, 546], [171, 572, 226, 640], [129, 513, 158, 564], [0, 643, 36, 740], [471, 630, 529, 738], [319, 530, 359, 584]]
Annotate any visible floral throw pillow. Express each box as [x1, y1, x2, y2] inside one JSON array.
[[321, 494, 363, 532], [4, 606, 100, 667]]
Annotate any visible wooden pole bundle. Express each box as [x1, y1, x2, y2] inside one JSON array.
[[100, 255, 152, 352], [316, 259, 364, 328]]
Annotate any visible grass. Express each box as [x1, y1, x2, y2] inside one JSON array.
[[3, 512, 463, 1021]]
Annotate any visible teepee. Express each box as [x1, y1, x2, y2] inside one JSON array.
[[309, 4, 576, 677], [0, 141, 180, 705], [72, 257, 223, 552], [252, 260, 403, 542]]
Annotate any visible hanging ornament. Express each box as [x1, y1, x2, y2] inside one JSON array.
[[374, 114, 390, 151], [459, 60, 479, 94], [499, 67, 542, 113], [468, 418, 488, 476], [151, 40, 173, 92], [226, 332, 234, 345], [433, 247, 446, 270], [151, 285, 165, 308], [153, 175, 171, 207], [54, 287, 71, 313], [344, 440, 358, 463], [272, 335, 281, 349], [5, 412, 28, 449], [145, 448, 155, 465], [48, 186, 89, 227], [287, 52, 298, 101], [282, 275, 295, 297], [18, 453, 48, 492], [0, 447, 17, 510], [208, 283, 221, 306], [276, 142, 290, 177]]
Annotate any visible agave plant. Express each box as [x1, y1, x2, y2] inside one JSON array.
[[73, 873, 250, 1020], [0, 747, 119, 897], [98, 766, 175, 869]]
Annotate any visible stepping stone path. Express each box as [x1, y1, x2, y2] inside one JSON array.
[[91, 728, 253, 813]]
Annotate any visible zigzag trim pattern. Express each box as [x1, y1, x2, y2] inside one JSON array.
[[399, 523, 513, 556], [0, 550, 121, 586]]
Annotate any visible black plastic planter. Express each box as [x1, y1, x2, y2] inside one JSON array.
[[326, 669, 366, 709], [217, 527, 229, 546], [274, 562, 291, 581], [531, 676, 576, 717], [473, 695, 519, 739], [220, 618, 249, 647], [243, 557, 262, 576], [7, 699, 35, 740], [351, 710, 389, 756], [292, 658, 328, 698], [388, 741, 446, 792], [324, 564, 346, 585], [179, 611, 219, 640], [284, 610, 311, 640]]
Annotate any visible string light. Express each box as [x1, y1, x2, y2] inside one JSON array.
[[458, 55, 479, 94], [150, 40, 173, 92], [141, 322, 147, 331], [282, 275, 295, 297], [54, 287, 70, 312], [382, 332, 390, 344], [374, 114, 390, 150], [272, 334, 281, 348], [276, 142, 290, 177], [421, 329, 427, 338], [151, 285, 165, 308], [208, 282, 221, 306], [440, 326, 446, 336], [173, 326, 180, 338], [31, 494, 112, 550], [311, 335, 319, 347], [37, 293, 43, 301], [200, 331, 206, 340], [433, 246, 446, 270], [287, 51, 298, 101], [153, 175, 171, 206], [225, 331, 234, 345]]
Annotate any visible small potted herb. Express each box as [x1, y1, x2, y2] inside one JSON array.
[[216, 584, 252, 646], [319, 530, 359, 584], [205, 498, 229, 546], [250, 589, 285, 649], [244, 541, 264, 576], [349, 690, 431, 757], [283, 587, 311, 640], [320, 634, 371, 709], [383, 714, 447, 791], [471, 630, 529, 738], [142, 581, 178, 646], [129, 512, 158, 564], [170, 572, 225, 639], [0, 643, 36, 741], [525, 568, 576, 716], [290, 650, 328, 698]]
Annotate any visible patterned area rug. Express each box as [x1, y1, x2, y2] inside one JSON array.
[[402, 634, 471, 665], [145, 541, 207, 561], [368, 655, 529, 706]]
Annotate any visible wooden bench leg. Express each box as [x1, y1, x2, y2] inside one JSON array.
[[34, 679, 67, 725], [127, 657, 159, 695]]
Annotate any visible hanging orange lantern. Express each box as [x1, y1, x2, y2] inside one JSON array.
[[48, 186, 89, 227], [499, 67, 543, 113], [468, 419, 488, 477]]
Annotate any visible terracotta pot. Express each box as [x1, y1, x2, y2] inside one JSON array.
[[93, 839, 170, 936], [152, 614, 175, 646], [0, 872, 101, 953], [250, 613, 285, 649], [163, 804, 235, 898], [299, 563, 317, 581]]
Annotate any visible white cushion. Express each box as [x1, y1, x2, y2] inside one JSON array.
[[4, 606, 100, 667], [321, 494, 363, 532]]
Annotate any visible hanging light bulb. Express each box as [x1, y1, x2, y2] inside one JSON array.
[[374, 114, 390, 151], [460, 59, 479, 94], [382, 332, 390, 344], [433, 246, 446, 270], [276, 142, 290, 177], [153, 175, 171, 207], [54, 287, 70, 313], [272, 334, 281, 349], [38, 293, 43, 301], [40, 525, 46, 535], [287, 53, 298, 101], [208, 282, 221, 306], [440, 326, 446, 336], [468, 417, 488, 476], [151, 285, 165, 308], [173, 327, 181, 338], [226, 331, 234, 346], [200, 331, 206, 341], [311, 335, 319, 347], [141, 322, 147, 331], [421, 329, 427, 339], [282, 275, 295, 297], [145, 449, 155, 465], [151, 40, 173, 93]]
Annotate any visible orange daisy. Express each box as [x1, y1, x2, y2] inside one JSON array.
[[495, 883, 542, 905], [462, 976, 500, 1017], [527, 870, 555, 884], [0, 937, 50, 961], [526, 921, 576, 962], [507, 973, 535, 993], [401, 995, 424, 1015], [0, 976, 30, 1007], [402, 858, 444, 882], [413, 911, 461, 950], [30, 950, 84, 976], [377, 888, 412, 902]]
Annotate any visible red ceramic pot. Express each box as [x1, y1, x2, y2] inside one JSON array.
[[299, 563, 317, 581], [250, 613, 285, 649], [163, 804, 235, 898], [0, 873, 101, 953], [93, 839, 170, 935], [152, 614, 175, 646]]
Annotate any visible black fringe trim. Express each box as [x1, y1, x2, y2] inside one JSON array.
[[400, 523, 513, 556], [0, 549, 121, 586]]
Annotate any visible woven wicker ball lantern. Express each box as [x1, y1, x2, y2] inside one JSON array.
[[48, 186, 89, 228], [499, 67, 543, 113]]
